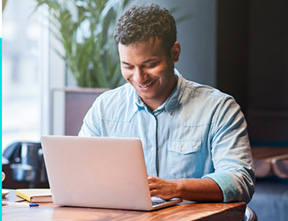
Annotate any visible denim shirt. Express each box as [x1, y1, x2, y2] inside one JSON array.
[[79, 70, 255, 203]]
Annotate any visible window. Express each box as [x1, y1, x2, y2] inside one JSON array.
[[2, 0, 48, 151]]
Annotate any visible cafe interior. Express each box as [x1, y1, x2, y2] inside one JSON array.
[[2, 0, 288, 220]]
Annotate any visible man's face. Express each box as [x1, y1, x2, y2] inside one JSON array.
[[118, 38, 180, 110]]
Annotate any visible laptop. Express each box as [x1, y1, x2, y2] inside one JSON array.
[[41, 136, 182, 211]]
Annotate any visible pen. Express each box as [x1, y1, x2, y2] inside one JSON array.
[[2, 201, 39, 207]]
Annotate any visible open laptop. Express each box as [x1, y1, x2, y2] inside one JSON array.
[[41, 136, 182, 211]]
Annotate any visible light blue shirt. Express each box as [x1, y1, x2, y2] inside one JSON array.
[[79, 70, 255, 203]]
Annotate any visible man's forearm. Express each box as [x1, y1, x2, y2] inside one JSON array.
[[175, 178, 224, 202], [148, 176, 224, 202]]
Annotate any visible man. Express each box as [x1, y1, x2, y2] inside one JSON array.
[[79, 4, 255, 203]]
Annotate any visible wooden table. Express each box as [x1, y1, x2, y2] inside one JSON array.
[[2, 190, 246, 221]]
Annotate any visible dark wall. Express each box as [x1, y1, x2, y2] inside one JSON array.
[[217, 0, 288, 144], [216, 0, 249, 112]]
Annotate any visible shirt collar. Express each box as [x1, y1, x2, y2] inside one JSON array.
[[133, 69, 185, 115], [163, 69, 185, 115]]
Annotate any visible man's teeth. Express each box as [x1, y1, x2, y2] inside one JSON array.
[[142, 82, 153, 88]]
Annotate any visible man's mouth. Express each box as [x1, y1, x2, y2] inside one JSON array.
[[138, 81, 155, 89]]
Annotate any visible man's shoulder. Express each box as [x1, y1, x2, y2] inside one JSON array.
[[183, 79, 232, 102], [178, 78, 241, 125], [100, 83, 132, 97], [96, 83, 134, 106], [93, 83, 137, 121]]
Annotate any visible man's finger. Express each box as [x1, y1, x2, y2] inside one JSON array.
[[148, 183, 158, 190]]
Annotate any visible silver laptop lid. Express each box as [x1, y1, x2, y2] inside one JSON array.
[[41, 136, 154, 210]]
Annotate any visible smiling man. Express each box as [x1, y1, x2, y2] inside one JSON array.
[[118, 37, 179, 111], [79, 4, 255, 203]]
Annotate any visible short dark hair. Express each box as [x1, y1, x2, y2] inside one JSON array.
[[114, 4, 177, 55]]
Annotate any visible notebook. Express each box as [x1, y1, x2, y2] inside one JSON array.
[[16, 188, 52, 203], [41, 135, 182, 211]]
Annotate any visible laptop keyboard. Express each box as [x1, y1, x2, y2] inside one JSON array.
[[151, 197, 165, 205]]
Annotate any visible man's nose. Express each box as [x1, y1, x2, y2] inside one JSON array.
[[133, 67, 145, 83]]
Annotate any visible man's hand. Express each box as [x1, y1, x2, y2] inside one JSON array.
[[148, 175, 180, 200], [147, 175, 224, 202]]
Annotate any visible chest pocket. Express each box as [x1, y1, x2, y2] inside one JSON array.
[[167, 140, 202, 179], [168, 141, 201, 154]]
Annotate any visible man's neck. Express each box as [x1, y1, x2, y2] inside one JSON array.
[[144, 76, 178, 112]]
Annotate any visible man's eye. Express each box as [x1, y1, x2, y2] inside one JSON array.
[[124, 65, 133, 70], [145, 63, 158, 68]]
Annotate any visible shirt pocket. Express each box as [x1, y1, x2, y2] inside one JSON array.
[[167, 140, 202, 178], [168, 141, 201, 154]]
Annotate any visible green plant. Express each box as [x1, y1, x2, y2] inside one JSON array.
[[2, 0, 8, 11], [35, 0, 133, 88]]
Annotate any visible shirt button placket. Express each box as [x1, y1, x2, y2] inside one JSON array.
[[149, 113, 158, 177]]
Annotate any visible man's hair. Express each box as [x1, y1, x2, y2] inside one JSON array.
[[114, 4, 177, 55]]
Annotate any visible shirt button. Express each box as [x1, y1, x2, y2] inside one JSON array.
[[181, 146, 186, 151], [150, 147, 154, 151]]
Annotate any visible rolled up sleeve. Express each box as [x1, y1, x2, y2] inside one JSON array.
[[204, 97, 255, 203]]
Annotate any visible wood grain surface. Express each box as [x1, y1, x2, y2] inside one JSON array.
[[3, 191, 246, 221]]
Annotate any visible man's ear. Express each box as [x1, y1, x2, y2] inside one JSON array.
[[171, 42, 181, 62]]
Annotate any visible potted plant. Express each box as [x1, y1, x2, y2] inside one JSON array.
[[34, 0, 134, 135], [35, 0, 133, 88]]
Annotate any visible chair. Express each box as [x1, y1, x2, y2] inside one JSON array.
[[51, 88, 107, 135], [243, 206, 257, 221]]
